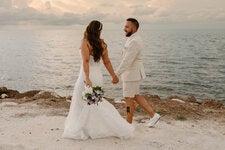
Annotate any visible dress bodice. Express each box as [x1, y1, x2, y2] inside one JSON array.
[[89, 55, 101, 67]]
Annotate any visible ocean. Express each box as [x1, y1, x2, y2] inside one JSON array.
[[0, 26, 225, 103]]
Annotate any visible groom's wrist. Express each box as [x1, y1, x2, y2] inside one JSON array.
[[111, 73, 117, 78]]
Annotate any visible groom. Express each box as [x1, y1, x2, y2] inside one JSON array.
[[115, 18, 160, 127]]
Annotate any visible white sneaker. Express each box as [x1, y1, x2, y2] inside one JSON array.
[[147, 113, 160, 127]]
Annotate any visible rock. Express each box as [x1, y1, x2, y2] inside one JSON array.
[[1, 94, 8, 99], [167, 95, 183, 100], [66, 99, 71, 103], [146, 95, 161, 100], [184, 96, 197, 103], [114, 98, 125, 103], [201, 99, 224, 109], [6, 89, 20, 98], [14, 90, 41, 99], [50, 92, 61, 98], [171, 98, 185, 103], [0, 87, 8, 95], [33, 91, 61, 99], [66, 96, 72, 100], [1, 87, 21, 98]]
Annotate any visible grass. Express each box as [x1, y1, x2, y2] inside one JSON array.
[[176, 115, 187, 121]]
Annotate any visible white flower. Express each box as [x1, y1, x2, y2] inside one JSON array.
[[84, 85, 93, 94], [82, 95, 87, 100], [95, 90, 100, 94]]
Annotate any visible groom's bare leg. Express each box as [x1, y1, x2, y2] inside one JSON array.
[[125, 97, 135, 123], [134, 94, 155, 118]]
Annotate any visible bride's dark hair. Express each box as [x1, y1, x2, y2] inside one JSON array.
[[84, 20, 105, 62]]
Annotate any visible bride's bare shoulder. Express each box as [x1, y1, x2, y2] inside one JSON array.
[[101, 39, 108, 55], [81, 38, 88, 45], [80, 38, 90, 49]]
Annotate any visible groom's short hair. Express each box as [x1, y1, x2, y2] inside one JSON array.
[[127, 18, 139, 30]]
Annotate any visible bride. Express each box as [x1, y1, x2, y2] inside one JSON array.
[[63, 20, 134, 140]]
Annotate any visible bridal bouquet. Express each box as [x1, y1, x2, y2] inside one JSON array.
[[82, 85, 104, 105]]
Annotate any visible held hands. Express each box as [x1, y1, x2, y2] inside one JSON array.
[[112, 74, 119, 84]]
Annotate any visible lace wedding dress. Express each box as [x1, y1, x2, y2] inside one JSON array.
[[63, 55, 134, 140]]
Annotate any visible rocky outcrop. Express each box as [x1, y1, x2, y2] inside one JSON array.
[[201, 99, 224, 109], [184, 95, 198, 103], [1, 87, 224, 120]]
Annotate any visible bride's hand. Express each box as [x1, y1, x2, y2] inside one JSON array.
[[85, 78, 92, 87], [112, 74, 119, 84]]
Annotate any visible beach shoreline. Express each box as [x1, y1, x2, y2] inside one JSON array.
[[1, 87, 225, 150]]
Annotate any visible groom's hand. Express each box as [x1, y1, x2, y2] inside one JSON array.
[[112, 75, 119, 84]]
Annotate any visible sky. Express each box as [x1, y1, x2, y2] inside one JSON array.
[[0, 0, 225, 28]]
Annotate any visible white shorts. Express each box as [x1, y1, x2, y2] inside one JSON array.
[[123, 80, 141, 98]]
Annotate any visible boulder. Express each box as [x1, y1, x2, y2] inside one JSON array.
[[201, 99, 224, 109], [184, 96, 197, 103], [14, 90, 41, 99], [1, 94, 8, 99], [0, 87, 8, 95], [167, 95, 183, 100], [33, 91, 61, 99], [7, 90, 20, 98]]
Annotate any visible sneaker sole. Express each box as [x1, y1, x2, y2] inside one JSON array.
[[148, 117, 161, 128]]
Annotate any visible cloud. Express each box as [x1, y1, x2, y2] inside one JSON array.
[[152, 0, 225, 24], [12, 0, 32, 9], [0, 0, 12, 9], [132, 5, 158, 16], [0, 0, 224, 26]]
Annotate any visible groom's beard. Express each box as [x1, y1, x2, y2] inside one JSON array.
[[126, 31, 132, 37]]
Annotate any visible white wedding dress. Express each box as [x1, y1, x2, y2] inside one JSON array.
[[63, 55, 134, 140]]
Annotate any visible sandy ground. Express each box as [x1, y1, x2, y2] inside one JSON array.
[[0, 101, 225, 150]]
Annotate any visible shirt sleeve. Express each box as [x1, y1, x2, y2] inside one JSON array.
[[116, 41, 140, 76]]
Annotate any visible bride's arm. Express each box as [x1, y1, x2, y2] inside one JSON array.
[[81, 39, 92, 86], [102, 47, 119, 84]]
